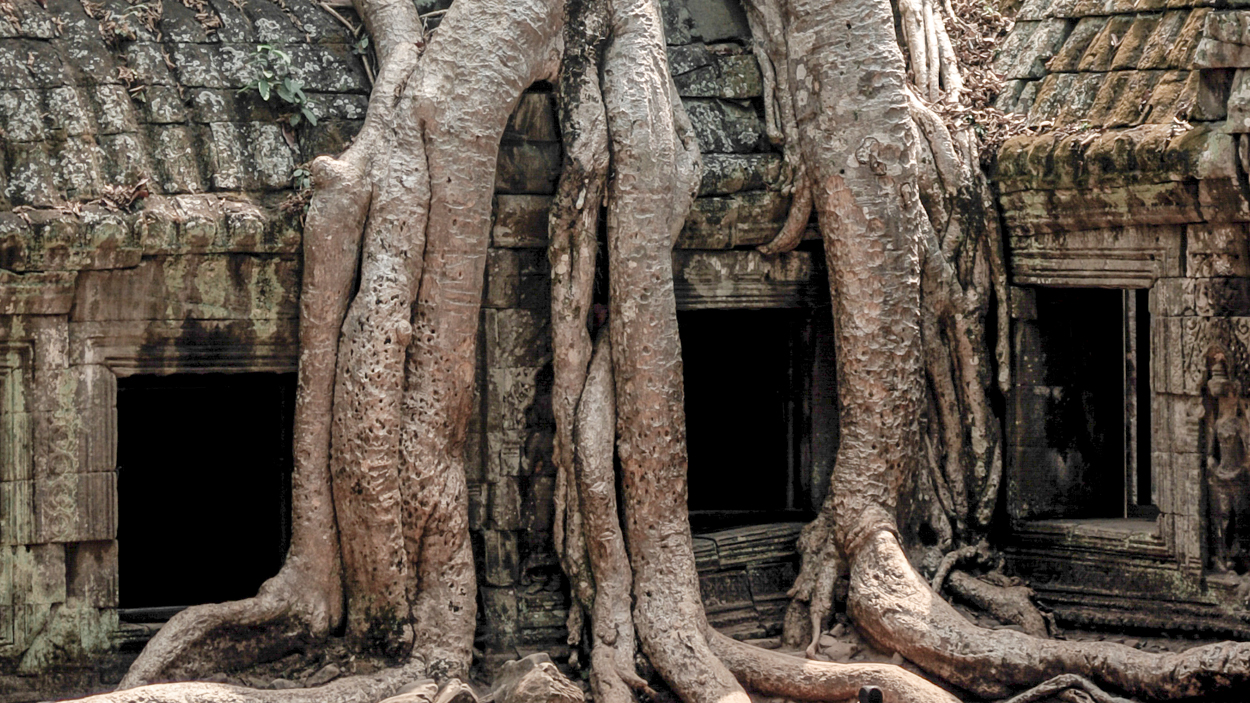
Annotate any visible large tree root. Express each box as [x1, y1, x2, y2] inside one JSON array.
[[78, 663, 427, 703], [851, 530, 1250, 700], [709, 630, 959, 703], [1001, 675, 1135, 703]]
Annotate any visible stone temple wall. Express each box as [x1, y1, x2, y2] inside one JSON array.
[[993, 0, 1250, 638], [0, 0, 827, 694]]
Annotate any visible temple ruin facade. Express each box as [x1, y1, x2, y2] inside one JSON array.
[[5, 0, 1250, 697]]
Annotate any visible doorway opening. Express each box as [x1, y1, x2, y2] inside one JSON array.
[[678, 309, 813, 532], [116, 373, 296, 617]]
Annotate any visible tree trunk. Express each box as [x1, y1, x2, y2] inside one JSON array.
[[114, 0, 563, 690]]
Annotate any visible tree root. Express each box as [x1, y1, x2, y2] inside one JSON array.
[[116, 574, 337, 688], [944, 570, 1048, 638], [1000, 675, 1136, 703], [709, 630, 960, 703], [852, 530, 1250, 700], [78, 662, 428, 703]]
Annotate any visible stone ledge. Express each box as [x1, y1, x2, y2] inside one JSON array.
[[995, 123, 1231, 194]]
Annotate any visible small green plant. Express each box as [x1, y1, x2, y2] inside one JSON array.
[[291, 166, 312, 191], [241, 44, 318, 127]]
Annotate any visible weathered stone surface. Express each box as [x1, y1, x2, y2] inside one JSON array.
[[698, 153, 782, 195], [16, 600, 116, 673], [495, 142, 562, 195], [504, 92, 558, 143], [491, 195, 550, 249], [1153, 276, 1250, 316], [684, 0, 750, 42], [682, 97, 767, 153], [1046, 16, 1108, 71], [1002, 18, 1074, 79], [484, 249, 549, 310], [1138, 10, 1193, 69], [485, 308, 551, 371], [1222, 68, 1250, 129], [0, 271, 76, 316], [480, 587, 519, 648], [1078, 15, 1135, 71], [678, 189, 789, 248], [483, 530, 519, 587], [1008, 226, 1183, 285], [65, 540, 117, 609], [670, 44, 763, 98], [489, 653, 584, 703], [658, 0, 697, 44], [673, 249, 821, 309], [0, 480, 34, 546], [72, 255, 301, 322], [1111, 14, 1163, 70], [995, 124, 1227, 197]]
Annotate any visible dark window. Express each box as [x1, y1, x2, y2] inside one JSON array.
[[679, 310, 814, 531], [117, 373, 295, 614], [1013, 288, 1153, 520]]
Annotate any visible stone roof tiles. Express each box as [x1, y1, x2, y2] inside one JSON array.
[[990, 0, 1250, 231]]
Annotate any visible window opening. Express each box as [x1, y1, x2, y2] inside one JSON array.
[[116, 373, 295, 617], [1015, 288, 1153, 521]]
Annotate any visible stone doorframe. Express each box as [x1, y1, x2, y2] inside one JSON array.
[[0, 309, 299, 668]]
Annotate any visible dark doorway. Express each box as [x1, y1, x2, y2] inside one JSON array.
[[679, 310, 810, 531], [117, 373, 296, 612]]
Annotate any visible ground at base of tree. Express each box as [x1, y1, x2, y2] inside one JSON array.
[[10, 616, 1232, 703]]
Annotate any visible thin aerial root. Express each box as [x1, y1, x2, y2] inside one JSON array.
[[929, 540, 988, 592], [804, 544, 841, 660], [759, 175, 813, 256]]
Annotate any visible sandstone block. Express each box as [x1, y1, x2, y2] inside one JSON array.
[[685, 0, 749, 42], [65, 540, 117, 608], [480, 587, 519, 645], [491, 195, 550, 249], [73, 473, 116, 542], [490, 478, 522, 531], [5, 141, 59, 207], [698, 153, 781, 196], [0, 271, 75, 316], [1046, 16, 1108, 71], [504, 93, 558, 143], [682, 98, 766, 153], [0, 89, 46, 142], [486, 308, 551, 370], [468, 483, 488, 531], [495, 142, 561, 195], [485, 433, 522, 483], [0, 480, 33, 545], [484, 530, 519, 587], [151, 124, 205, 194]]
